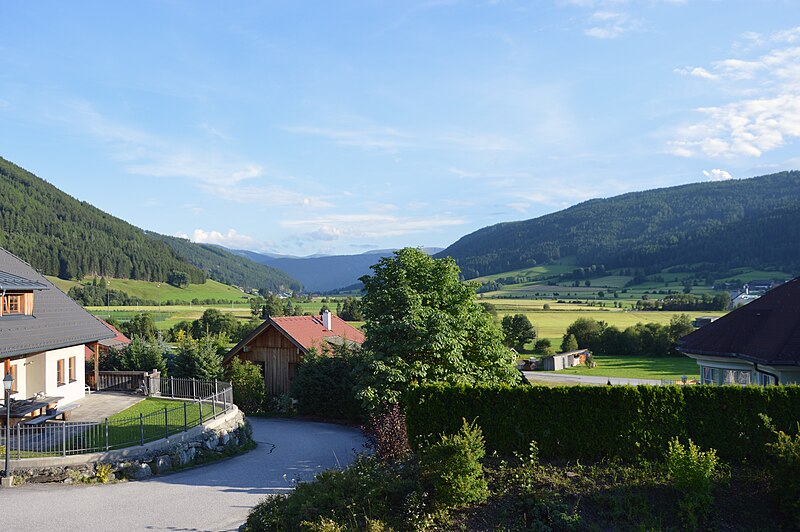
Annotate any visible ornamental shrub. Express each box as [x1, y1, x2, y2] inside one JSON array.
[[290, 346, 366, 422], [666, 438, 719, 527], [764, 421, 800, 525], [419, 418, 488, 509], [364, 403, 411, 462]]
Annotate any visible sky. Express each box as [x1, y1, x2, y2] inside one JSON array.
[[1, 1, 799, 257]]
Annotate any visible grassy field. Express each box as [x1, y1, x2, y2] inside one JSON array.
[[554, 355, 700, 380], [45, 275, 253, 303], [482, 298, 726, 344]]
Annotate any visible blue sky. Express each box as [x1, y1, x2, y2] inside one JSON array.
[[1, 1, 799, 256]]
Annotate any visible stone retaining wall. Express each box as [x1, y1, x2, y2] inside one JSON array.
[[9, 406, 253, 485]]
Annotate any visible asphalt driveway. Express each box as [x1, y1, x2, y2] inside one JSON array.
[[3, 417, 366, 532]]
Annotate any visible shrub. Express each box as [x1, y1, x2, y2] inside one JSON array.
[[226, 358, 265, 414], [291, 347, 366, 422], [405, 383, 800, 462], [666, 438, 719, 527], [244, 455, 421, 531], [364, 403, 411, 462], [765, 421, 800, 525], [95, 463, 114, 483], [419, 418, 488, 509]]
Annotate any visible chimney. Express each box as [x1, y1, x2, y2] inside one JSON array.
[[322, 309, 332, 331]]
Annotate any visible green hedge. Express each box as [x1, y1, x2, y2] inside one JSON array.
[[405, 384, 800, 462]]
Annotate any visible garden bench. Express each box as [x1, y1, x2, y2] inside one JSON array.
[[22, 403, 80, 425]]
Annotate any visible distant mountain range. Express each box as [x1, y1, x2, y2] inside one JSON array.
[[232, 247, 444, 292], [0, 157, 301, 292], [437, 170, 800, 279]]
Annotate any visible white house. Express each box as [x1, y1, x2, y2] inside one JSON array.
[[1, 248, 114, 408], [678, 276, 800, 386]]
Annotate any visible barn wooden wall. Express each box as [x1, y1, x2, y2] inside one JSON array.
[[238, 326, 303, 395]]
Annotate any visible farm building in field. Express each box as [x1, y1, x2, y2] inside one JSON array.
[[541, 349, 591, 371], [222, 310, 365, 395], [678, 276, 800, 385]]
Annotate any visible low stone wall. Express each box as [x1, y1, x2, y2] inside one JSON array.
[[9, 406, 253, 485]]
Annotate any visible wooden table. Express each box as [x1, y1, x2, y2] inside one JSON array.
[[0, 396, 63, 426]]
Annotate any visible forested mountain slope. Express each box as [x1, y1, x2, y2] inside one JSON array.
[[152, 234, 302, 292], [438, 171, 800, 279], [0, 157, 300, 292]]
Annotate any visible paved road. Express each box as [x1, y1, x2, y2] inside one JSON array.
[[4, 418, 366, 532], [524, 371, 663, 386]]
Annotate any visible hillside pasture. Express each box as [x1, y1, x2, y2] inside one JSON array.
[[46, 275, 253, 303]]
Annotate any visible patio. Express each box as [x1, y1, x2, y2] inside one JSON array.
[[66, 391, 146, 422]]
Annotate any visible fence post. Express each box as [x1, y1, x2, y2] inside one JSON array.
[[16, 422, 21, 460], [164, 406, 169, 439], [184, 402, 188, 432], [105, 418, 110, 451], [212, 383, 217, 419], [62, 422, 67, 456], [193, 379, 197, 400], [170, 376, 174, 398], [199, 399, 203, 424], [139, 413, 144, 446]]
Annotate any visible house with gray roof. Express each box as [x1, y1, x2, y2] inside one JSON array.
[[678, 276, 800, 385], [1, 247, 114, 407]]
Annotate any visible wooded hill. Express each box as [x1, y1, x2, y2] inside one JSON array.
[[438, 171, 800, 279], [0, 157, 300, 292]]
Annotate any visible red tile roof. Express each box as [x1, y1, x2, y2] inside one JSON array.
[[678, 276, 800, 366], [84, 319, 131, 360], [224, 313, 365, 364], [270, 314, 365, 351]]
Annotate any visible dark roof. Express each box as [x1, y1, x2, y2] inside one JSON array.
[[0, 248, 115, 359], [678, 276, 800, 366], [0, 270, 49, 291]]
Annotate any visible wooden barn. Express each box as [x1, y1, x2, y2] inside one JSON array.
[[222, 310, 365, 395]]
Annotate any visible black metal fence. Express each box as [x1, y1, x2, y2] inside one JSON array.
[[0, 378, 234, 459]]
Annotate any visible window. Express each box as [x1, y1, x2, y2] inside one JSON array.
[[69, 356, 76, 383], [2, 294, 22, 315], [722, 369, 751, 385], [702, 367, 719, 385], [57, 359, 65, 386]]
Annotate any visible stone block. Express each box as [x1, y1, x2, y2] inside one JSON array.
[[153, 455, 172, 475], [126, 463, 152, 480]]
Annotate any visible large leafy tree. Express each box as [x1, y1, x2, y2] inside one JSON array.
[[357, 248, 518, 410], [501, 314, 536, 351]]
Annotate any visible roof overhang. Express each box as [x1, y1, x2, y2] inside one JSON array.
[[677, 345, 800, 368]]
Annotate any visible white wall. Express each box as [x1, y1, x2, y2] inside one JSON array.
[[44, 345, 86, 407]]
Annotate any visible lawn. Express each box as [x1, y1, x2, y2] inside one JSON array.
[[555, 355, 700, 380], [75, 397, 213, 451]]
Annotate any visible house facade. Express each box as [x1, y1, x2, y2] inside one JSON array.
[[1, 248, 114, 407], [678, 276, 800, 385], [223, 310, 365, 395]]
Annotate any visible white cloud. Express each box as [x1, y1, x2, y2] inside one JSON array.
[[200, 183, 332, 208], [282, 213, 467, 239], [703, 169, 733, 181], [669, 32, 800, 158], [674, 66, 718, 81], [179, 228, 260, 250], [284, 124, 410, 152]]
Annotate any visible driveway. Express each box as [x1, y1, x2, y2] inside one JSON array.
[[4, 418, 366, 532], [524, 371, 663, 386]]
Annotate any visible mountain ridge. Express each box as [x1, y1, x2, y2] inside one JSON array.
[[437, 171, 800, 279], [0, 156, 301, 292]]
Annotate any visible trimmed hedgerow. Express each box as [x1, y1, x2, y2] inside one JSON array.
[[405, 384, 800, 462]]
